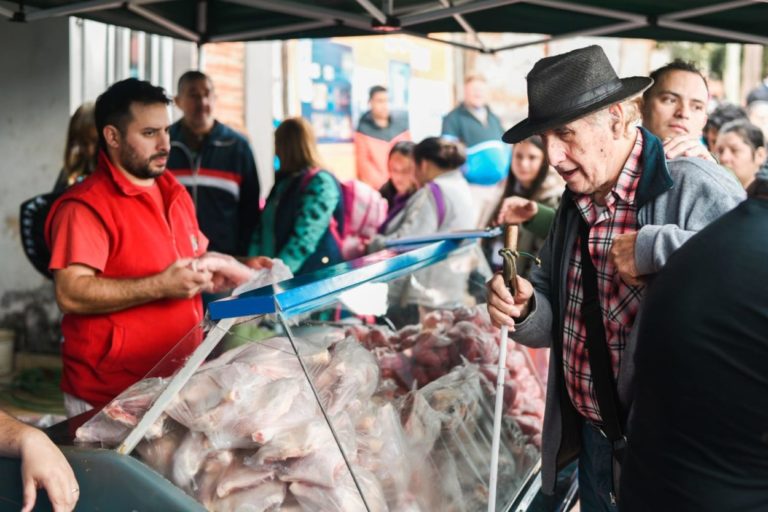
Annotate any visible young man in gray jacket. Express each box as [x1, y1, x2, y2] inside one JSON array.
[[486, 45, 745, 511]]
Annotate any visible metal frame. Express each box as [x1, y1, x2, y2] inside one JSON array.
[[6, 0, 768, 54], [16, 0, 163, 22], [0, 4, 15, 18], [656, 18, 768, 45], [208, 19, 336, 43], [196, 0, 207, 36], [228, 0, 373, 30], [127, 3, 200, 41], [401, 0, 524, 27], [438, 0, 488, 52], [354, 0, 387, 24], [492, 19, 647, 53]]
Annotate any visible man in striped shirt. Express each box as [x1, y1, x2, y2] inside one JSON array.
[[487, 45, 745, 511]]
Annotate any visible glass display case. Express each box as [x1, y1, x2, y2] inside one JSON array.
[[11, 236, 554, 512]]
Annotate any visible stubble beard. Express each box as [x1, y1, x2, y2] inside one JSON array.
[[120, 143, 167, 180]]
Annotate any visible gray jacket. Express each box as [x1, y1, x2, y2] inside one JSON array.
[[512, 128, 746, 494]]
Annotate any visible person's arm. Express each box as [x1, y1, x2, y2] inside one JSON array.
[[367, 188, 437, 252], [487, 203, 562, 348], [54, 260, 212, 315], [277, 172, 341, 273], [496, 197, 556, 238], [613, 160, 746, 282], [0, 410, 78, 512], [48, 202, 212, 314], [236, 142, 261, 256], [523, 203, 556, 238]]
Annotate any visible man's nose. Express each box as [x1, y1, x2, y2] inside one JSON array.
[[545, 139, 565, 166], [675, 101, 690, 119], [158, 132, 171, 152]]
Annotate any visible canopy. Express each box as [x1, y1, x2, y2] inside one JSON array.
[[2, 0, 767, 51]]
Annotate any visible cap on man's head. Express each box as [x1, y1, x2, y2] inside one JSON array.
[[502, 45, 653, 144]]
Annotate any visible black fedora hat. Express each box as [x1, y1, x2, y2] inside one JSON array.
[[502, 45, 653, 144]]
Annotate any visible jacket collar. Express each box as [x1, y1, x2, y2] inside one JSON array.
[[169, 119, 228, 146], [634, 126, 674, 207]]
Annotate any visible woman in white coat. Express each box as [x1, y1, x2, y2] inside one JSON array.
[[369, 137, 478, 324]]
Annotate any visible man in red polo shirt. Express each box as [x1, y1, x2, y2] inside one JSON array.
[[46, 78, 217, 417]]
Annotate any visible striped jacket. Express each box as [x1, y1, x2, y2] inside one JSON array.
[[167, 120, 261, 256]]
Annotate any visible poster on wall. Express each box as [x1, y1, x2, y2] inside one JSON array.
[[388, 60, 411, 112], [299, 39, 354, 143]]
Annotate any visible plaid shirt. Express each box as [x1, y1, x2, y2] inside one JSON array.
[[562, 129, 646, 424]]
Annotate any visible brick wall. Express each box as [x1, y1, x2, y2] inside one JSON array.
[[203, 42, 247, 136]]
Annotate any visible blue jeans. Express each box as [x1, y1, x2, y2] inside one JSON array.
[[579, 420, 619, 512]]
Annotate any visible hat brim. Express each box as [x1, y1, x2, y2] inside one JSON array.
[[502, 76, 653, 144]]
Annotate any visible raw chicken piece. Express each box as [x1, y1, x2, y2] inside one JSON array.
[[356, 404, 412, 506], [278, 446, 345, 488], [103, 377, 167, 426], [172, 431, 214, 491], [400, 393, 442, 460], [166, 362, 260, 430], [195, 252, 255, 292], [196, 449, 235, 507], [278, 413, 356, 488], [216, 456, 276, 498], [421, 309, 455, 331], [205, 377, 305, 449], [208, 480, 286, 512], [314, 339, 379, 416], [75, 377, 170, 445], [135, 422, 187, 477], [252, 420, 332, 464], [290, 467, 388, 512], [216, 339, 329, 380]]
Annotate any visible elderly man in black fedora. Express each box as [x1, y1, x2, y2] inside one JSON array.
[[487, 45, 744, 510]]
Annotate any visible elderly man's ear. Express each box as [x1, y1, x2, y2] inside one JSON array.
[[608, 103, 625, 138]]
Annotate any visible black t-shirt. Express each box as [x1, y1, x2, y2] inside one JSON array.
[[621, 197, 768, 511]]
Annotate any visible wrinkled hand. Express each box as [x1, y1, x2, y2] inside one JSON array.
[[609, 231, 643, 286], [663, 134, 716, 163], [20, 429, 78, 512], [486, 272, 534, 329], [496, 196, 538, 225], [243, 256, 274, 270], [157, 258, 212, 299]]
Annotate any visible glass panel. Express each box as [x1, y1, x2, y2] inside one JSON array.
[[280, 244, 545, 511], [68, 241, 543, 511]]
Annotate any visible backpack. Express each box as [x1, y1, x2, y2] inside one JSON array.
[[19, 191, 60, 279], [301, 169, 389, 260]]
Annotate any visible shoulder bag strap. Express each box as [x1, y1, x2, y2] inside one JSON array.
[[578, 217, 625, 443]]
